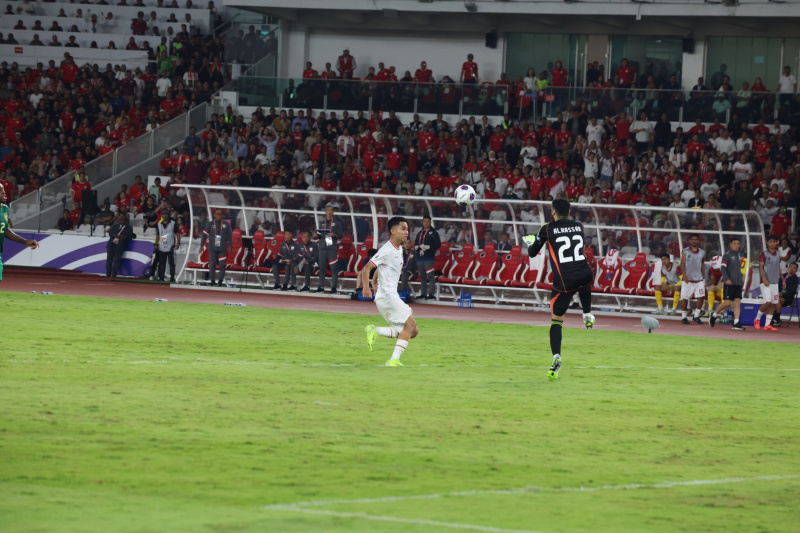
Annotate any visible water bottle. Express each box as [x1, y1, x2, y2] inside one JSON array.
[[155, 298, 168, 302]]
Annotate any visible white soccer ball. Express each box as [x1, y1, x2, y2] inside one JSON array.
[[454, 184, 476, 207]]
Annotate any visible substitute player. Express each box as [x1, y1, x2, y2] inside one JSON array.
[[523, 199, 594, 380], [754, 235, 782, 331], [679, 234, 706, 325], [705, 255, 725, 316], [363, 217, 419, 367], [0, 185, 40, 280], [654, 252, 681, 315], [710, 237, 746, 330], [771, 262, 798, 327]]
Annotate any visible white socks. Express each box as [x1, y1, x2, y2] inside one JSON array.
[[693, 308, 701, 318], [765, 314, 773, 324], [391, 339, 408, 361], [681, 310, 687, 319], [375, 327, 396, 338], [756, 310, 763, 321]]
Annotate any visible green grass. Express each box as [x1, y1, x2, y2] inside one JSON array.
[[1, 292, 798, 533]]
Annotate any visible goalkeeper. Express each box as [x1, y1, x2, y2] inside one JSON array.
[[524, 199, 594, 380]]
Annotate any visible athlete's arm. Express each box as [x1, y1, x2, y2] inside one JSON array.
[[758, 259, 768, 287], [679, 252, 686, 280], [5, 225, 39, 249], [361, 261, 377, 299], [526, 224, 548, 258]]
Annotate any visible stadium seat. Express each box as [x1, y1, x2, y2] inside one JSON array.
[[462, 243, 498, 285], [439, 243, 475, 284], [593, 249, 621, 293], [636, 258, 662, 297], [434, 241, 452, 278], [227, 229, 246, 271], [252, 230, 270, 273], [584, 248, 598, 281], [536, 266, 554, 290], [336, 235, 356, 274], [488, 246, 524, 287], [611, 253, 650, 295], [344, 236, 373, 278], [187, 246, 209, 269], [512, 252, 546, 288], [266, 232, 285, 261]]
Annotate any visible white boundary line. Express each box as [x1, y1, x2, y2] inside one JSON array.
[[265, 507, 545, 533], [4, 359, 800, 372], [262, 475, 799, 510]]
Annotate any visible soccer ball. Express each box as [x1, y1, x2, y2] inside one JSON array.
[[583, 313, 596, 329], [454, 184, 476, 207]]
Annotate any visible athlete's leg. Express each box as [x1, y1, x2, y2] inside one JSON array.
[[389, 315, 418, 363]]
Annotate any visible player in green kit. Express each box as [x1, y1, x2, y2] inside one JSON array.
[[0, 186, 41, 281]]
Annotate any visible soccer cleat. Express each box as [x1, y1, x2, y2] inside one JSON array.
[[710, 313, 717, 327], [772, 320, 782, 327], [754, 321, 761, 330], [583, 313, 596, 329], [692, 317, 702, 325], [385, 359, 404, 367], [654, 308, 664, 315], [681, 318, 690, 324], [763, 325, 778, 332], [365, 325, 377, 352], [668, 308, 677, 315], [732, 323, 746, 331], [548, 355, 562, 381]]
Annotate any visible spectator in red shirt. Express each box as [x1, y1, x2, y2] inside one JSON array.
[[551, 60, 568, 87], [60, 106, 76, 133], [336, 49, 356, 78], [131, 12, 148, 35], [611, 112, 631, 142], [414, 61, 433, 84], [460, 53, 479, 84], [615, 58, 636, 89], [771, 207, 791, 237], [303, 62, 319, 79], [70, 173, 91, 208]]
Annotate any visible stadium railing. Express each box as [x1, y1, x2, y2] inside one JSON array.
[[177, 185, 766, 311], [10, 103, 211, 232]]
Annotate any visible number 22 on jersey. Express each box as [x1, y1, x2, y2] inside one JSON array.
[[555, 235, 585, 264]]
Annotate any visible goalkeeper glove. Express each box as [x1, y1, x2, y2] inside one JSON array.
[[522, 235, 537, 246]]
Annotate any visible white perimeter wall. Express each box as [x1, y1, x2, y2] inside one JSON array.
[[281, 25, 505, 84]]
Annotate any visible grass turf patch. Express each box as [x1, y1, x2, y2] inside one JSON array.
[[1, 292, 798, 532]]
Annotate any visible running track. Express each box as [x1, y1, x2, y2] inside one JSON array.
[[3, 267, 798, 344]]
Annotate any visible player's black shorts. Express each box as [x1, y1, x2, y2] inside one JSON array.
[[723, 284, 743, 301], [781, 293, 795, 307], [550, 284, 591, 316]]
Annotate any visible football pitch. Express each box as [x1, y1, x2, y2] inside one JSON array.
[[1, 292, 798, 533]]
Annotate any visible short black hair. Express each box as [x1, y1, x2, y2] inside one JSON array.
[[791, 261, 798, 268], [689, 233, 699, 239], [552, 198, 570, 217], [660, 253, 670, 259], [767, 235, 778, 241], [729, 237, 740, 243], [386, 216, 407, 232], [422, 215, 431, 221]]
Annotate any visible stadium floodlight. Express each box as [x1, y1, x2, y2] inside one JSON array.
[[464, 0, 478, 12]]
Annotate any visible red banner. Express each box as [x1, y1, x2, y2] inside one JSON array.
[[14, 47, 23, 54]]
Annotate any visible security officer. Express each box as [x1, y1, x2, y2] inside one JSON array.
[[296, 230, 318, 292], [315, 205, 343, 294], [413, 215, 441, 299], [106, 213, 134, 278], [200, 208, 232, 286]]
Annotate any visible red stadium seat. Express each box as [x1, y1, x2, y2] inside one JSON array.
[[488, 246, 524, 286], [344, 236, 374, 278], [434, 241, 452, 278], [337, 235, 356, 274], [512, 253, 546, 288], [439, 243, 475, 283], [611, 253, 650, 295], [593, 249, 622, 293], [636, 258, 663, 297], [584, 248, 598, 281], [667, 241, 681, 259], [462, 243, 498, 285], [266, 231, 285, 261], [228, 229, 246, 271], [536, 267, 554, 290], [252, 230, 271, 273], [186, 246, 209, 269]]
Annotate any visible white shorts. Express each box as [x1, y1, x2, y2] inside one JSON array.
[[375, 293, 413, 332], [760, 284, 780, 304], [679, 281, 705, 300]]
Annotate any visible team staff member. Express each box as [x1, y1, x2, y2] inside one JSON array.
[[524, 198, 595, 381], [679, 234, 707, 325], [0, 185, 40, 282], [201, 209, 232, 287], [710, 237, 746, 330], [413, 216, 441, 300], [106, 213, 134, 278], [316, 205, 343, 294], [156, 207, 180, 282], [771, 262, 798, 327], [273, 229, 300, 291], [296, 230, 318, 292], [400, 239, 418, 293], [754, 235, 783, 331]]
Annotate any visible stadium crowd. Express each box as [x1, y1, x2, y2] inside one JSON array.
[[0, 0, 227, 210]]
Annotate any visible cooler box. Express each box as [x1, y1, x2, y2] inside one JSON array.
[[739, 298, 761, 326]]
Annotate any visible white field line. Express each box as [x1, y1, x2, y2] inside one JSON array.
[[265, 507, 545, 533], [262, 475, 799, 511], [4, 359, 800, 372]]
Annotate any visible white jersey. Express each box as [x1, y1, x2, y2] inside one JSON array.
[[370, 239, 403, 299]]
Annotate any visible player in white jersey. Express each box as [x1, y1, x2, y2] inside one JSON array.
[[362, 217, 419, 366]]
